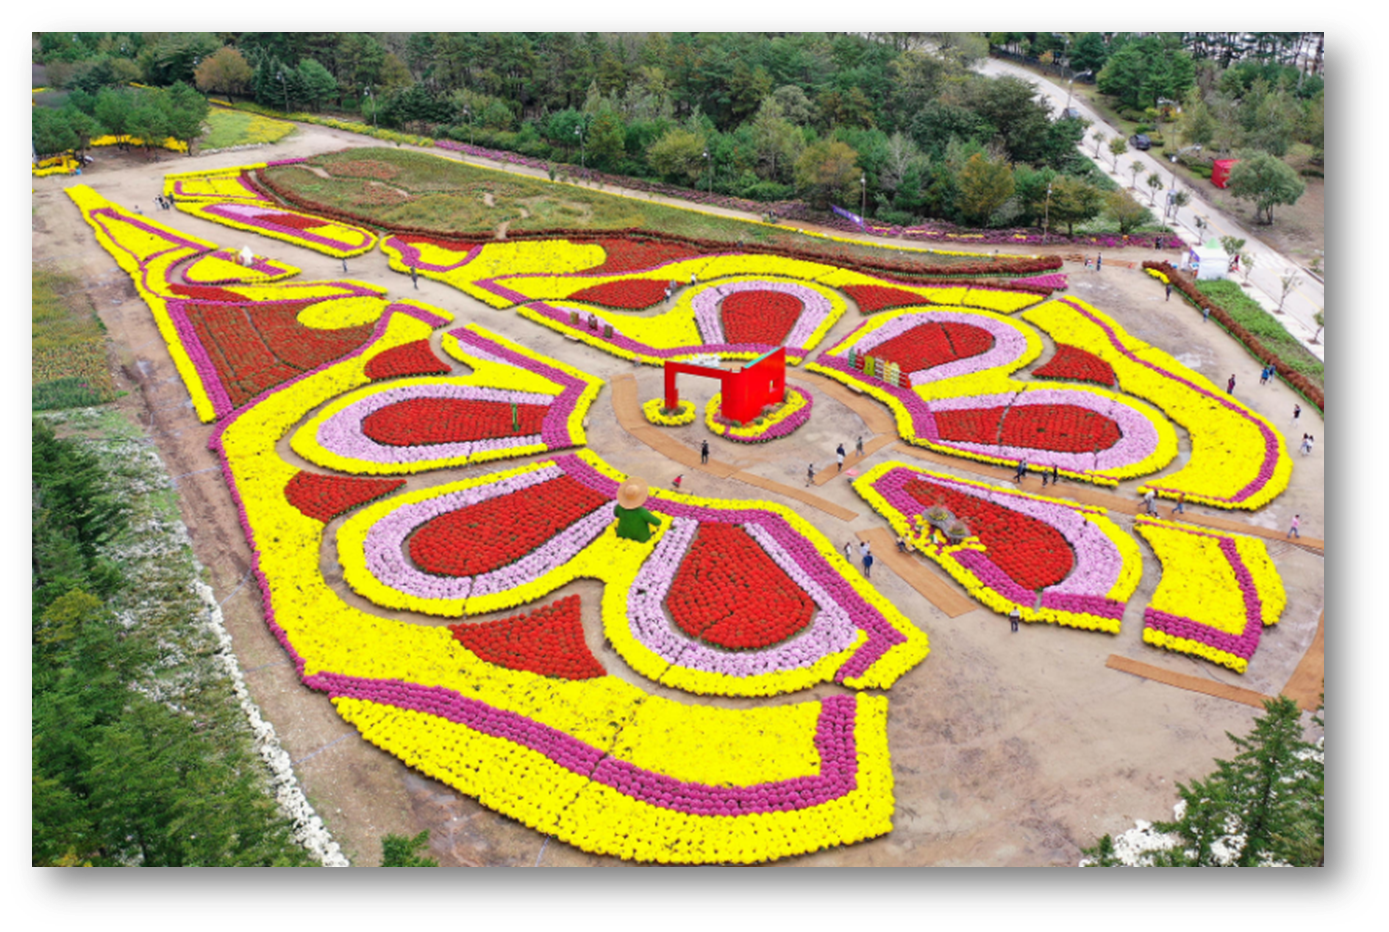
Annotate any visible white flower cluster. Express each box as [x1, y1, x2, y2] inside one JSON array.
[[192, 579, 350, 867]]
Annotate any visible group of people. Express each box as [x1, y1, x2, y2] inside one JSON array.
[[152, 194, 175, 211], [1259, 364, 1278, 385], [842, 539, 874, 578], [1083, 254, 1104, 272], [1014, 460, 1061, 486], [807, 438, 867, 486]]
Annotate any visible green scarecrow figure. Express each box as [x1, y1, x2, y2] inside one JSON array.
[[613, 478, 662, 543]]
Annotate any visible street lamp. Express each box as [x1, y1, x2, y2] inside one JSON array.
[[276, 69, 289, 113], [463, 105, 473, 146], [1064, 69, 1092, 113], [575, 125, 584, 169], [363, 86, 377, 129], [1043, 181, 1053, 243], [703, 149, 711, 194], [860, 173, 867, 218]]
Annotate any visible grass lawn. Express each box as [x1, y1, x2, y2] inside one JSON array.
[[1196, 279, 1323, 388], [32, 266, 116, 410], [202, 107, 296, 151], [262, 147, 1010, 269]]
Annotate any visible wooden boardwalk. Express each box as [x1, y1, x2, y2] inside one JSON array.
[[855, 527, 977, 617]]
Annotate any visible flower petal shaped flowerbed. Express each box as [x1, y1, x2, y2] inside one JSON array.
[[165, 164, 378, 258], [1023, 298, 1292, 510], [809, 307, 1178, 486], [705, 385, 813, 443], [66, 185, 428, 422], [180, 249, 300, 286], [855, 463, 1143, 632], [291, 324, 600, 474], [1134, 517, 1286, 673], [204, 305, 926, 862]]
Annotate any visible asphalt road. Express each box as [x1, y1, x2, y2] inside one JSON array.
[[976, 56, 1325, 361]]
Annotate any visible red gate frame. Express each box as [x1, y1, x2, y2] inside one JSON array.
[[663, 348, 786, 423]]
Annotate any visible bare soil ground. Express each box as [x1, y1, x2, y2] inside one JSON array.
[[31, 125, 1325, 867]]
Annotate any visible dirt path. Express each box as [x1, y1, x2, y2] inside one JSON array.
[[31, 126, 1325, 867]]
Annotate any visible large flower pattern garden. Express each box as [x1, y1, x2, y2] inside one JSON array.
[[64, 154, 1308, 864]]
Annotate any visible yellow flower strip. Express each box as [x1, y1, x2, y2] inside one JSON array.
[[216, 328, 895, 860], [1022, 298, 1292, 510], [642, 398, 696, 426], [65, 185, 220, 421]]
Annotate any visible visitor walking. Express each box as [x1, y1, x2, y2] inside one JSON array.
[[1051, 464, 1059, 486], [342, 257, 348, 273], [1015, 460, 1027, 483], [1009, 606, 1020, 632], [856, 436, 864, 457], [1096, 253, 1103, 272], [1085, 256, 1093, 271], [844, 541, 855, 564], [806, 463, 816, 487], [862, 551, 874, 578], [1287, 514, 1301, 539], [700, 440, 709, 465], [410, 265, 418, 289], [690, 272, 697, 287], [1293, 404, 1301, 425], [1226, 374, 1236, 395], [836, 443, 846, 472], [1172, 492, 1186, 516], [1202, 304, 1210, 323], [1300, 435, 1314, 456], [1165, 282, 1172, 301], [896, 536, 907, 553], [671, 474, 683, 491], [1259, 366, 1269, 386], [860, 540, 871, 562], [1143, 488, 1158, 516]]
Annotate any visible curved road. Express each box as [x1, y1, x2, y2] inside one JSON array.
[[977, 56, 1325, 361]]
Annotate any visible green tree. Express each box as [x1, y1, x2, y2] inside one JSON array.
[[1145, 171, 1164, 205], [586, 104, 628, 171], [296, 58, 338, 111], [32, 108, 78, 159], [1048, 175, 1105, 236], [1104, 189, 1151, 234], [193, 46, 253, 102], [1107, 136, 1127, 168], [165, 82, 209, 155], [794, 138, 861, 209], [1129, 159, 1144, 189], [1226, 151, 1306, 224], [93, 87, 132, 143], [126, 97, 170, 150], [955, 151, 1015, 225], [1069, 32, 1110, 74], [646, 126, 707, 183], [749, 96, 805, 183], [380, 830, 438, 866]]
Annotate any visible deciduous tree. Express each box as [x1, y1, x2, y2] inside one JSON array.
[[956, 151, 1014, 225], [194, 47, 253, 102], [1226, 151, 1305, 224]]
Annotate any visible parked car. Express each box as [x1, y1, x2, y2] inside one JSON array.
[[1129, 134, 1152, 150], [1061, 108, 1083, 120]]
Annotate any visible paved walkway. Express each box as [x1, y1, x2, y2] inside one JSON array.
[[608, 375, 858, 522]]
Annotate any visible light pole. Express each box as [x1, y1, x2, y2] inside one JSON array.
[[703, 149, 711, 194], [860, 173, 867, 218], [1064, 69, 1092, 113], [463, 105, 473, 146], [1043, 180, 1053, 243], [575, 125, 584, 169], [363, 86, 377, 129], [277, 69, 289, 113]]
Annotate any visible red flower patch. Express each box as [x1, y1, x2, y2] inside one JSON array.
[[448, 594, 605, 680], [868, 322, 994, 374], [169, 283, 247, 303], [1032, 344, 1117, 387], [936, 404, 1122, 453], [666, 524, 815, 650], [906, 479, 1073, 590], [284, 471, 406, 522], [409, 475, 610, 577], [364, 340, 452, 380], [362, 398, 549, 446], [251, 211, 331, 232], [582, 238, 702, 274], [568, 278, 669, 309], [720, 291, 804, 345], [183, 300, 377, 408], [843, 284, 931, 314]]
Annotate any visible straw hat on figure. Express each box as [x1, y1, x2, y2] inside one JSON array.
[[613, 478, 662, 542]]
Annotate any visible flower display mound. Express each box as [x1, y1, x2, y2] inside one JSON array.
[[361, 398, 550, 446], [284, 471, 407, 523], [642, 397, 696, 426], [854, 463, 1141, 632], [868, 321, 995, 375], [1136, 517, 1286, 674], [904, 478, 1073, 591], [935, 404, 1123, 454], [705, 385, 813, 444], [448, 594, 605, 680], [568, 278, 669, 310], [720, 290, 804, 345], [1032, 344, 1117, 387], [667, 524, 815, 650], [364, 339, 452, 380], [181, 249, 298, 286], [408, 475, 611, 578], [843, 283, 931, 314]]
